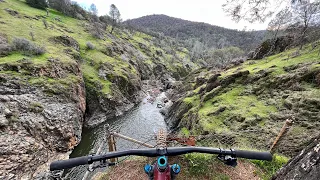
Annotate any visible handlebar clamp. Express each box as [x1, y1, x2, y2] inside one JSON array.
[[217, 154, 237, 167]]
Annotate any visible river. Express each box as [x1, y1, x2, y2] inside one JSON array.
[[62, 93, 168, 180]]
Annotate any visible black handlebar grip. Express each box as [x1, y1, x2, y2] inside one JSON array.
[[235, 150, 272, 161], [50, 156, 89, 171]]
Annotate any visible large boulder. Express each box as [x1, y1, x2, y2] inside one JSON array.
[[249, 36, 294, 60], [51, 35, 80, 51]]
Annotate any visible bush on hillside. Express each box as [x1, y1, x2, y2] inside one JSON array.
[[0, 44, 11, 57], [48, 0, 70, 15], [48, 0, 95, 21], [99, 15, 113, 24], [206, 46, 245, 68], [12, 37, 45, 55], [0, 34, 11, 57], [26, 0, 48, 9], [87, 22, 106, 39], [69, 3, 89, 20], [86, 42, 95, 50]]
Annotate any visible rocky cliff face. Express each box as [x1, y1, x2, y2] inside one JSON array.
[[0, 61, 86, 179]]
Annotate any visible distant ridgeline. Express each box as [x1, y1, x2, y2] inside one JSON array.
[[124, 14, 266, 52]]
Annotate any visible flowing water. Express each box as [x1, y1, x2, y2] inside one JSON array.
[[63, 94, 168, 180]]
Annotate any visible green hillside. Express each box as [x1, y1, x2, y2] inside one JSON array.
[[0, 0, 195, 98], [170, 43, 320, 156]]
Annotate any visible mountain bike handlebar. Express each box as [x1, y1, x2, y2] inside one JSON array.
[[50, 147, 272, 171]]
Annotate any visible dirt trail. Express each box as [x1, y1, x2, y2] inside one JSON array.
[[94, 158, 261, 180]]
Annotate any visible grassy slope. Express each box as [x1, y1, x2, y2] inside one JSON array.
[[181, 44, 320, 136], [176, 44, 320, 179], [0, 0, 194, 96]]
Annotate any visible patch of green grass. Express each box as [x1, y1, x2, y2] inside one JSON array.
[[144, 59, 153, 65], [0, 53, 27, 64], [222, 45, 320, 78], [184, 153, 214, 175], [84, 50, 118, 64], [180, 127, 191, 136], [0, 52, 49, 65], [177, 50, 188, 59], [28, 74, 81, 95], [82, 64, 112, 94], [0, 0, 114, 64], [0, 70, 21, 76], [29, 102, 44, 113], [183, 95, 200, 106], [198, 85, 277, 132], [252, 154, 289, 180], [193, 85, 204, 94]]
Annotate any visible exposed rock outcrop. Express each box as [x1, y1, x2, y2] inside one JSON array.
[[51, 35, 80, 51], [248, 36, 294, 60], [273, 134, 320, 180], [0, 60, 85, 179], [165, 100, 193, 129]]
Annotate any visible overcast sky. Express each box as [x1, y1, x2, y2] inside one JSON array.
[[73, 0, 270, 30]]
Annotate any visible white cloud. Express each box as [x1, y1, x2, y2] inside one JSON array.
[[74, 0, 269, 30]]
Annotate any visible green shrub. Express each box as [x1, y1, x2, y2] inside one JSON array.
[[184, 153, 213, 175], [29, 102, 44, 113], [0, 35, 11, 57], [252, 154, 289, 180], [86, 41, 95, 50], [26, 0, 48, 9]]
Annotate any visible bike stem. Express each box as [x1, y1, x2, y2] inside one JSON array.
[[144, 156, 181, 180]]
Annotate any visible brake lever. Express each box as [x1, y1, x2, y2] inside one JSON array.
[[217, 154, 237, 167], [87, 159, 116, 172]]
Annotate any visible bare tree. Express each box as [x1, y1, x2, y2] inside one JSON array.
[[191, 41, 206, 61], [268, 7, 292, 39], [222, 0, 303, 23], [222, 0, 279, 23], [291, 1, 320, 48], [89, 3, 98, 15], [109, 4, 121, 34]]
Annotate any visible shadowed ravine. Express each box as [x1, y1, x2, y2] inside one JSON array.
[[63, 94, 168, 180]]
